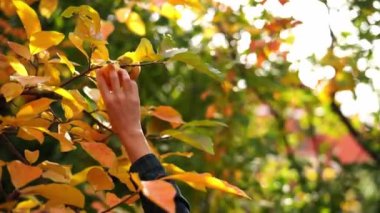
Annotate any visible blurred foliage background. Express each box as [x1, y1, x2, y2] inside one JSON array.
[[2, 0, 380, 212]]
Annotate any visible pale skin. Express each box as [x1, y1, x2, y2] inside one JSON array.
[[96, 64, 151, 163]]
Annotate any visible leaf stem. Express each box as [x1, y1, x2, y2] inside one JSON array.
[[0, 134, 29, 165], [100, 192, 139, 213]]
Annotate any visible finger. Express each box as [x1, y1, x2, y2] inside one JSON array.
[[120, 69, 133, 91], [109, 65, 121, 93], [96, 69, 111, 101]]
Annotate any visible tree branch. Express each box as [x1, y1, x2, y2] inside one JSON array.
[[60, 61, 167, 88], [0, 134, 29, 165], [330, 101, 380, 164], [100, 192, 139, 213]]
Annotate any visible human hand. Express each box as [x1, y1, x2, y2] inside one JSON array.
[[96, 64, 150, 162]]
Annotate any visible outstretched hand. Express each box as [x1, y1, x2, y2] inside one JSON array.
[[96, 64, 150, 163]]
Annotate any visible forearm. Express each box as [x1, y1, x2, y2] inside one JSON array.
[[119, 129, 151, 163]]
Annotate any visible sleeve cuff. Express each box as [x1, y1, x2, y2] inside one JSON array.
[[130, 153, 166, 180]]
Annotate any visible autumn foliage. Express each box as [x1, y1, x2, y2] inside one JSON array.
[[2, 0, 380, 212], [0, 0, 248, 212]]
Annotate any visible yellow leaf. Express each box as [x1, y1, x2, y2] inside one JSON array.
[[141, 180, 176, 213], [118, 38, 161, 63], [54, 88, 75, 101], [16, 97, 53, 118], [39, 161, 72, 183], [57, 53, 75, 74], [7, 160, 42, 188], [24, 149, 39, 164], [163, 172, 251, 199], [44, 63, 61, 85], [160, 3, 182, 20], [7, 55, 28, 76], [126, 12, 146, 36], [20, 184, 85, 208], [108, 168, 138, 192], [87, 167, 114, 191], [29, 31, 65, 55], [70, 166, 102, 186], [68, 33, 88, 58], [7, 41, 31, 59], [15, 199, 40, 210], [80, 142, 117, 168], [62, 5, 101, 38], [61, 98, 83, 120], [39, 0, 58, 18], [0, 82, 23, 102], [163, 163, 186, 174], [92, 43, 109, 61], [161, 152, 193, 159], [12, 0, 41, 38]]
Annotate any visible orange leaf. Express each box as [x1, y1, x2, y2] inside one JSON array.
[[0, 82, 23, 102], [141, 180, 176, 213], [39, 161, 72, 183], [12, 0, 41, 38], [36, 128, 76, 152], [70, 166, 102, 186], [152, 106, 184, 128], [7, 160, 42, 188], [105, 192, 121, 207], [16, 98, 53, 118], [115, 7, 131, 22], [39, 0, 58, 18], [20, 184, 85, 208], [7, 41, 31, 60], [86, 167, 114, 191], [100, 20, 114, 40], [80, 142, 117, 168], [163, 172, 250, 199], [17, 127, 44, 143], [24, 150, 39, 164]]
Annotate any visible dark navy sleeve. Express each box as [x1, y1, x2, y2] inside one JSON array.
[[130, 153, 190, 212]]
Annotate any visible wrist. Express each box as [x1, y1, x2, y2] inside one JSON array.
[[118, 128, 151, 163]]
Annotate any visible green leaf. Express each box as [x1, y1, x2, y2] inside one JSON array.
[[161, 129, 214, 154], [170, 52, 222, 81], [181, 120, 228, 129]]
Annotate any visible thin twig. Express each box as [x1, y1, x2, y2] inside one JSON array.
[[101, 192, 139, 213], [0, 134, 29, 165], [60, 61, 166, 88], [83, 111, 113, 132]]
